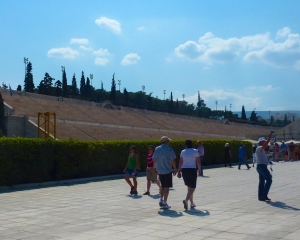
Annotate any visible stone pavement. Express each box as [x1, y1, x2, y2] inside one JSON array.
[[0, 162, 300, 240]]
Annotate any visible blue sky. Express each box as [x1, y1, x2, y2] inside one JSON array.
[[1, 0, 300, 111]]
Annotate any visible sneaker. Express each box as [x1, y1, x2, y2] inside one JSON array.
[[130, 187, 134, 195], [247, 167, 251, 170], [143, 191, 150, 195], [190, 202, 196, 208], [159, 199, 163, 207], [161, 203, 171, 209], [183, 200, 188, 210], [132, 190, 138, 195]]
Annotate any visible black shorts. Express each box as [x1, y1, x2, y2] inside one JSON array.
[[159, 172, 173, 188], [182, 168, 197, 188]]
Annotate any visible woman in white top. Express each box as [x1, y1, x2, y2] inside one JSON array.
[[178, 140, 201, 210]]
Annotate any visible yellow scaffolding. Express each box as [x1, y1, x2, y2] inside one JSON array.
[[38, 112, 56, 139]]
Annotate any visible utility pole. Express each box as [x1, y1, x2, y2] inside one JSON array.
[[24, 57, 28, 95], [118, 80, 121, 91], [61, 66, 65, 101], [230, 103, 232, 112], [215, 100, 218, 111], [90, 74, 93, 100]]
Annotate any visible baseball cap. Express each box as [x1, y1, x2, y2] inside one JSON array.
[[257, 137, 267, 144], [160, 136, 171, 142]]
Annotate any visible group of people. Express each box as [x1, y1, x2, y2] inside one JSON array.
[[123, 133, 277, 210], [273, 141, 299, 162], [123, 136, 203, 210]]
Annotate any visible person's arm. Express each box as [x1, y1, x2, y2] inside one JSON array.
[[229, 150, 232, 158], [171, 159, 177, 176], [134, 154, 140, 174], [177, 157, 183, 177], [196, 156, 201, 175], [123, 160, 128, 173], [261, 134, 272, 151]]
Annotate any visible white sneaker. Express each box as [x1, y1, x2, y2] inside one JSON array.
[[161, 203, 171, 209], [190, 202, 196, 208]]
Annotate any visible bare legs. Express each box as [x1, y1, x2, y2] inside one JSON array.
[[125, 175, 137, 190], [147, 180, 161, 193], [186, 187, 195, 203], [161, 188, 170, 203]]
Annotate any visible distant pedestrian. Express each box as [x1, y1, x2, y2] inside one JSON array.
[[252, 144, 257, 167], [238, 144, 251, 170], [224, 143, 232, 167], [288, 142, 295, 161], [294, 145, 299, 161], [143, 145, 162, 196], [153, 136, 177, 209], [196, 140, 204, 176], [256, 134, 273, 201], [274, 143, 279, 162], [123, 145, 140, 195], [280, 141, 287, 161], [178, 140, 201, 210]]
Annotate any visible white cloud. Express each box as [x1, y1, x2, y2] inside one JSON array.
[[47, 47, 79, 59], [94, 57, 109, 66], [70, 38, 89, 44], [95, 17, 121, 34], [79, 46, 93, 51], [92, 48, 112, 66], [276, 27, 291, 38], [137, 26, 145, 31], [246, 85, 279, 92], [121, 53, 141, 66], [175, 28, 300, 70]]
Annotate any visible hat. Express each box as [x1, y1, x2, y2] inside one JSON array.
[[257, 137, 267, 144], [225, 143, 229, 147], [160, 136, 171, 142]]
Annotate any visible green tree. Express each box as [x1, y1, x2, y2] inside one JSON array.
[[123, 88, 129, 106], [250, 110, 258, 122], [62, 68, 68, 97], [54, 80, 62, 97], [17, 85, 22, 91], [38, 72, 54, 95], [270, 116, 274, 124], [71, 73, 78, 96], [241, 105, 247, 120], [85, 77, 91, 98], [110, 73, 116, 103], [169, 92, 174, 111], [0, 92, 5, 135], [24, 62, 35, 92], [284, 114, 288, 124], [80, 71, 85, 96]]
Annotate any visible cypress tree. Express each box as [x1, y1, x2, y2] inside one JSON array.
[[24, 62, 35, 92], [110, 73, 116, 103], [241, 105, 247, 120], [80, 71, 85, 96], [71, 73, 78, 96], [62, 68, 68, 97]]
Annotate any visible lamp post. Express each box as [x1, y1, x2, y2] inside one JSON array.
[[142, 85, 145, 93], [215, 101, 218, 111], [61, 66, 65, 101], [182, 94, 185, 101], [90, 74, 93, 100], [230, 103, 232, 112], [24, 57, 28, 95], [163, 90, 166, 100], [118, 80, 121, 91]]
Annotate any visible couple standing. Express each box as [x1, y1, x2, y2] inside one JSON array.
[[152, 136, 202, 209]]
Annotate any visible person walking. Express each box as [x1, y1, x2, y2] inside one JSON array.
[[238, 144, 251, 170], [294, 145, 299, 161], [224, 143, 232, 167], [196, 140, 204, 176], [256, 134, 273, 201], [178, 140, 201, 210], [274, 143, 279, 162], [252, 144, 257, 167], [123, 145, 140, 195], [288, 142, 295, 161], [152, 136, 177, 209], [280, 141, 287, 162], [143, 145, 162, 196]]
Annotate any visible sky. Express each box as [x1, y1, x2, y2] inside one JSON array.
[[1, 0, 300, 112]]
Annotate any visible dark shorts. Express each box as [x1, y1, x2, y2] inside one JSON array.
[[159, 172, 173, 188], [125, 169, 139, 177], [182, 168, 197, 188]]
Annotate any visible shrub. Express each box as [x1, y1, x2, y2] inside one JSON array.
[[0, 138, 252, 186]]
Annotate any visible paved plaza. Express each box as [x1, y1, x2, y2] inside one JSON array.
[[0, 162, 300, 240]]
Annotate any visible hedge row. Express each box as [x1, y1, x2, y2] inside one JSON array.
[[0, 138, 252, 186]]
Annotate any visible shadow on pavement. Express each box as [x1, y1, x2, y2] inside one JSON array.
[[158, 209, 183, 218], [127, 194, 142, 199], [148, 194, 160, 199], [184, 209, 210, 217], [267, 201, 300, 211]]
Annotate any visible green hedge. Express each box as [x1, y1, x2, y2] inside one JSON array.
[[0, 138, 252, 186]]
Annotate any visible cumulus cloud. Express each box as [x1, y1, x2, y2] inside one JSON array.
[[175, 28, 300, 70], [95, 17, 121, 34], [276, 27, 291, 38], [70, 38, 89, 44], [80, 46, 93, 51], [246, 85, 279, 92], [47, 47, 79, 59], [121, 53, 141, 66], [92, 48, 112, 66]]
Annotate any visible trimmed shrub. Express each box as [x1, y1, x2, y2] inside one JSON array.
[[0, 138, 252, 186]]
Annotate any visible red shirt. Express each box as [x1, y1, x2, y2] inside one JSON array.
[[147, 153, 154, 168]]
